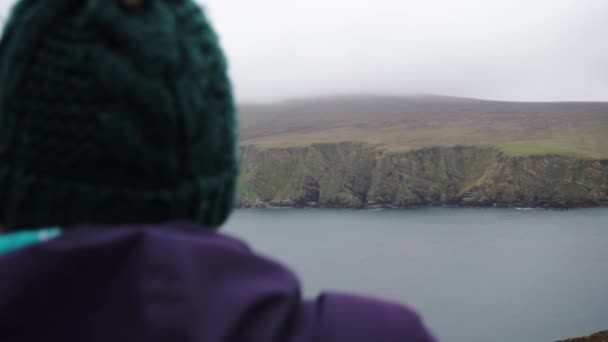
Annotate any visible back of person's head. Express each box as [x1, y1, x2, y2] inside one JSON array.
[[0, 0, 238, 231]]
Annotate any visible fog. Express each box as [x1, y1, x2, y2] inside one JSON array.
[[1, 0, 606, 102]]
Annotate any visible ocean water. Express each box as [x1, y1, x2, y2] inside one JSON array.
[[224, 207, 608, 342]]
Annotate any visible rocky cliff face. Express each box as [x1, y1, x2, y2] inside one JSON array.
[[239, 143, 608, 208]]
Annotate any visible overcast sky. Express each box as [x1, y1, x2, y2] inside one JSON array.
[[1, 0, 607, 102]]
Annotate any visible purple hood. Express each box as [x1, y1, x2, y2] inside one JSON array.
[[0, 224, 436, 342]]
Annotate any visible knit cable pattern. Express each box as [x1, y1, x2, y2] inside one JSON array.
[[0, 0, 238, 230]]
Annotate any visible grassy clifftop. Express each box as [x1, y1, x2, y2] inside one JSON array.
[[239, 143, 608, 208]]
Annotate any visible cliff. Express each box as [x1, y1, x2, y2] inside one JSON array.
[[238, 143, 608, 208], [237, 95, 608, 208]]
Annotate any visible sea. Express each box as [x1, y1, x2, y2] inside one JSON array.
[[224, 207, 608, 342]]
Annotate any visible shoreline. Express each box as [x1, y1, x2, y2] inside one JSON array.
[[237, 202, 608, 211]]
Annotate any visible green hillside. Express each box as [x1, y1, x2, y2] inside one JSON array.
[[239, 95, 608, 159]]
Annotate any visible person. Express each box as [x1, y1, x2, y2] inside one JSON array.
[[0, 0, 437, 341]]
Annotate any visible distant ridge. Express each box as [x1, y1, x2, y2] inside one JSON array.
[[241, 93, 608, 107]]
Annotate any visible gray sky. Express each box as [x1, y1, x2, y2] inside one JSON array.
[[1, 0, 607, 102]]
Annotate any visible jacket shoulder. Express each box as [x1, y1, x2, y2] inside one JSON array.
[[311, 292, 437, 342]]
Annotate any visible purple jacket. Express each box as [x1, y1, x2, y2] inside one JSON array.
[[0, 224, 436, 342]]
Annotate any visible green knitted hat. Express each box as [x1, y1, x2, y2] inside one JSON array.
[[0, 0, 239, 230]]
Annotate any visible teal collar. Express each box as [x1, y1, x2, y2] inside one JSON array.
[[0, 228, 62, 256]]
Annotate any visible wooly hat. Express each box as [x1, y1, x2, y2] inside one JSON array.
[[0, 0, 239, 230]]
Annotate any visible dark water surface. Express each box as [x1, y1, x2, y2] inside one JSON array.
[[224, 207, 608, 342]]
